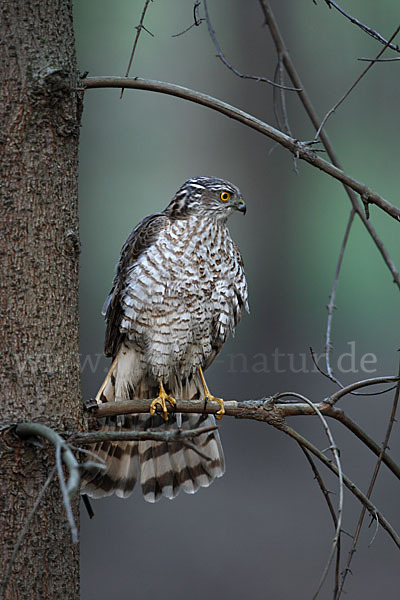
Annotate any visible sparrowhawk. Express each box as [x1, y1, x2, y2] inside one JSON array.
[[81, 176, 249, 502]]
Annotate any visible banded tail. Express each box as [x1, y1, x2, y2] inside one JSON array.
[[80, 369, 225, 502]]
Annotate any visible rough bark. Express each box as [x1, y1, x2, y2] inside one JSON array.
[[0, 1, 82, 598]]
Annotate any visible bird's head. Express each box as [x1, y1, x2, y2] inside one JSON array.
[[166, 176, 246, 221]]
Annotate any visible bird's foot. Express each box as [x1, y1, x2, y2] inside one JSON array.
[[197, 365, 225, 420], [204, 393, 225, 420], [150, 381, 177, 421]]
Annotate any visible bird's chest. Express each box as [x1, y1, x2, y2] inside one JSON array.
[[156, 219, 233, 301]]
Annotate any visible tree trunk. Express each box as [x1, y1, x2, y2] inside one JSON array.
[[0, 1, 82, 598]]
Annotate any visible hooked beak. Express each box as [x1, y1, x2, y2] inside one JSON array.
[[236, 197, 247, 215]]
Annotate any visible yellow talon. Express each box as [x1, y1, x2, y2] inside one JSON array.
[[150, 380, 177, 421], [206, 394, 225, 420], [198, 366, 225, 420]]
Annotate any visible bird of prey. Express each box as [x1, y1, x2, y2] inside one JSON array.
[[81, 176, 248, 502]]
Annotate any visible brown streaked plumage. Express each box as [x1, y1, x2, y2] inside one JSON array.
[[81, 176, 249, 502]]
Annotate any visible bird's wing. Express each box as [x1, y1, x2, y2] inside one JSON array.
[[103, 212, 170, 358]]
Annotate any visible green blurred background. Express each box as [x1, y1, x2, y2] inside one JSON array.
[[75, 1, 400, 598]]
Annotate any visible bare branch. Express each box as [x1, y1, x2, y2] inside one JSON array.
[[327, 406, 400, 481], [281, 424, 400, 549], [71, 424, 218, 445], [358, 57, 400, 63], [202, 0, 299, 92], [300, 447, 341, 597], [172, 1, 203, 37], [120, 0, 153, 99], [258, 1, 400, 289], [83, 77, 400, 227], [315, 26, 400, 139], [337, 364, 400, 598], [322, 1, 400, 53], [325, 209, 355, 382], [15, 422, 80, 498], [328, 376, 399, 405], [282, 394, 343, 599]]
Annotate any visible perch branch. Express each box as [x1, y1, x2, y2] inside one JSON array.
[[88, 376, 400, 481], [83, 76, 400, 224]]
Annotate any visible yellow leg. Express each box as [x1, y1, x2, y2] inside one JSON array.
[[150, 379, 177, 421], [198, 366, 225, 420]]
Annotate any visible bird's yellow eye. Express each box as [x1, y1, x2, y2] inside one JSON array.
[[219, 191, 231, 202]]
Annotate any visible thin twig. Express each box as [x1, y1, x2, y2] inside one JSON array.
[[172, 1, 203, 37], [326, 406, 400, 481], [310, 347, 397, 397], [83, 77, 400, 229], [0, 467, 57, 600], [325, 209, 355, 380], [55, 444, 78, 543], [281, 393, 343, 599], [120, 0, 153, 99], [181, 439, 212, 461], [358, 57, 400, 63], [257, 1, 400, 289], [337, 362, 400, 598], [322, 1, 400, 53], [300, 447, 341, 598], [315, 25, 400, 139], [202, 0, 300, 92], [328, 376, 399, 405], [281, 424, 400, 549]]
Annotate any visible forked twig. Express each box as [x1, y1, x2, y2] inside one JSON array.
[[120, 0, 153, 99], [315, 26, 400, 139]]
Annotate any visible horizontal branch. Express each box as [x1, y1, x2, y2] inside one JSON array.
[[71, 424, 218, 445], [90, 388, 400, 481], [83, 77, 400, 222]]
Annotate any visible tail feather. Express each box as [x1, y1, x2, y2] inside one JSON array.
[[80, 353, 225, 502]]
